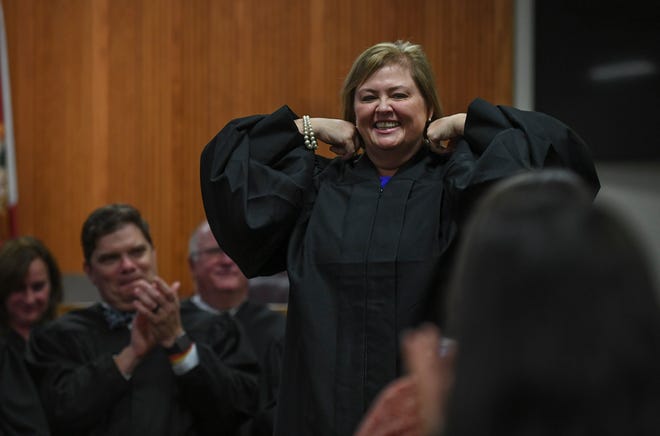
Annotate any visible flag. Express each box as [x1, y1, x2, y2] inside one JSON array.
[[0, 0, 18, 243]]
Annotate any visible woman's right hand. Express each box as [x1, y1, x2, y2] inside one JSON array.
[[426, 113, 467, 153], [296, 117, 360, 160]]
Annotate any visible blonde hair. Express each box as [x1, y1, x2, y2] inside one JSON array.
[[340, 40, 443, 124]]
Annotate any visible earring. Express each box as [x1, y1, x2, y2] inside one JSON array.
[[424, 119, 432, 145]]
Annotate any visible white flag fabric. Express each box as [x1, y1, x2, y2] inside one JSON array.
[[0, 0, 18, 243]]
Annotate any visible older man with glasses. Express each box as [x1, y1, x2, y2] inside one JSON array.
[[181, 221, 286, 436]]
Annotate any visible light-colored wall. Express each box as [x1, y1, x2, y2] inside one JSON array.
[[514, 0, 659, 294], [595, 163, 660, 292]]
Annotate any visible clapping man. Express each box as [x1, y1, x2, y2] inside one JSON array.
[[27, 204, 259, 436]]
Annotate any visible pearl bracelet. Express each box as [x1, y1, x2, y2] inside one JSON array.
[[302, 115, 318, 151]]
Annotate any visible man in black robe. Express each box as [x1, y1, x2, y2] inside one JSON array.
[[26, 204, 259, 436], [181, 221, 286, 436]]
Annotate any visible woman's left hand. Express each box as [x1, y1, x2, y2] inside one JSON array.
[[426, 113, 467, 151]]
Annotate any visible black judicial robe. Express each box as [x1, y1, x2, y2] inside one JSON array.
[[180, 300, 286, 436], [200, 98, 600, 435], [234, 301, 286, 436], [26, 303, 259, 436], [0, 329, 50, 436]]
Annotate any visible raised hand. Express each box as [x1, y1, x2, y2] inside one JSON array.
[[297, 117, 361, 160], [354, 376, 422, 436], [402, 323, 457, 436], [132, 277, 184, 348], [426, 113, 467, 152]]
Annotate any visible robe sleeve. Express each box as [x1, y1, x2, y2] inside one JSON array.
[[25, 325, 131, 434], [200, 105, 317, 278], [181, 312, 260, 435], [444, 98, 600, 208]]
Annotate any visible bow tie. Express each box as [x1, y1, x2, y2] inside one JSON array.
[[102, 305, 135, 329]]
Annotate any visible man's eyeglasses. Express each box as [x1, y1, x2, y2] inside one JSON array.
[[191, 247, 224, 260]]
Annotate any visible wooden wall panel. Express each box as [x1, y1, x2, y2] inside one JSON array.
[[2, 0, 512, 296]]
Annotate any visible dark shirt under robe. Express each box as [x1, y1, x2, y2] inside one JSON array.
[[200, 98, 600, 435], [181, 299, 286, 436], [0, 329, 50, 436], [26, 303, 259, 436]]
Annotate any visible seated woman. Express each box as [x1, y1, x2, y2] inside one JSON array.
[[0, 236, 63, 435]]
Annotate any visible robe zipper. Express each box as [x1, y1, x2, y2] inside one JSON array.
[[362, 183, 383, 409]]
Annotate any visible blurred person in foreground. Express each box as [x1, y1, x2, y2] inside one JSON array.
[[26, 204, 259, 436], [200, 40, 600, 435], [182, 220, 286, 436], [0, 236, 62, 435], [356, 169, 660, 436]]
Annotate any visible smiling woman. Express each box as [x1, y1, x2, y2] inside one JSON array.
[[353, 64, 434, 175], [0, 236, 62, 435], [0, 236, 63, 339], [200, 40, 601, 436]]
